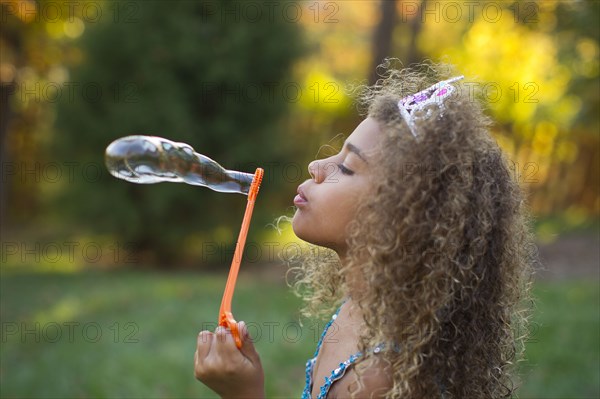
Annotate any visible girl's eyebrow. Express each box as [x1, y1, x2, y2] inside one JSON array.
[[344, 142, 369, 164]]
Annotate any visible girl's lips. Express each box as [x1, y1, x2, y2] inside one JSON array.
[[294, 194, 308, 206], [294, 187, 308, 206]]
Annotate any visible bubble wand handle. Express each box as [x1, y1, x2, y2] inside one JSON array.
[[218, 167, 264, 348]]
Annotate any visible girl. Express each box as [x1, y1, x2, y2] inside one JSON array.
[[193, 62, 536, 398]]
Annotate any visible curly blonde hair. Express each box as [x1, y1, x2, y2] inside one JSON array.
[[286, 60, 537, 398]]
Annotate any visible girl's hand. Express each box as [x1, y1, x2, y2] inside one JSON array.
[[194, 321, 265, 399]]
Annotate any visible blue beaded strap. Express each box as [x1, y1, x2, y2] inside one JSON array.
[[316, 343, 393, 399], [301, 305, 343, 399], [317, 352, 361, 398], [301, 305, 399, 399], [313, 305, 342, 358]]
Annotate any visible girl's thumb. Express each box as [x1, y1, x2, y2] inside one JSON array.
[[238, 321, 260, 363], [239, 321, 250, 340]]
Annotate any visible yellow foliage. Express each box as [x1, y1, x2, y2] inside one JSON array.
[[297, 70, 350, 113], [297, 1, 376, 82], [532, 121, 558, 158], [575, 38, 599, 78], [63, 17, 85, 39], [420, 2, 577, 131], [555, 140, 578, 163], [45, 20, 64, 39]]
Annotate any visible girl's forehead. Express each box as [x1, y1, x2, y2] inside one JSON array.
[[347, 117, 381, 151]]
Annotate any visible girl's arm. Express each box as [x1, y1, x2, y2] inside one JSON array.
[[194, 321, 265, 399]]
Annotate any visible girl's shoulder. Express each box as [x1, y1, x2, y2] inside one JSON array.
[[323, 300, 394, 398], [327, 354, 393, 399]]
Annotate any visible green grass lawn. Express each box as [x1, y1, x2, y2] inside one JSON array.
[[1, 270, 598, 398], [517, 279, 599, 399]]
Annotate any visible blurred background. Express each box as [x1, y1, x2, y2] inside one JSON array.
[[1, 0, 598, 398]]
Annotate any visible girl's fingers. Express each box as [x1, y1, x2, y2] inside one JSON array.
[[195, 331, 215, 380], [213, 326, 238, 358], [208, 323, 261, 368], [196, 330, 214, 360]]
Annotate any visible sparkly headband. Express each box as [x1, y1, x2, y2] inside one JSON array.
[[397, 75, 464, 138]]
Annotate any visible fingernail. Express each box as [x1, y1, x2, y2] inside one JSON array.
[[198, 330, 211, 343]]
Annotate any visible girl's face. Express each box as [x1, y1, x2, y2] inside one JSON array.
[[292, 117, 381, 256]]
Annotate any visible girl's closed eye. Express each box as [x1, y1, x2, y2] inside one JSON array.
[[338, 163, 355, 176]]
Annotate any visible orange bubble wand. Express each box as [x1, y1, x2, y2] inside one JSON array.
[[105, 136, 264, 349], [218, 167, 264, 348]]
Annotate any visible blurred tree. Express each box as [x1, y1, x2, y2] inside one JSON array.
[[50, 0, 304, 265], [368, 0, 398, 85], [1, 0, 80, 230]]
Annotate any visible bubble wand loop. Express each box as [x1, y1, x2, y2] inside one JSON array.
[[219, 167, 263, 349]]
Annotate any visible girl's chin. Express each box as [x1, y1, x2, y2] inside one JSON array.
[[291, 213, 312, 242], [291, 213, 302, 236]]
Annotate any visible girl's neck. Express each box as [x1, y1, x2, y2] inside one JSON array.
[[337, 252, 368, 299]]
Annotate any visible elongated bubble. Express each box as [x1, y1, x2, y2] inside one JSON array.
[[105, 135, 254, 195]]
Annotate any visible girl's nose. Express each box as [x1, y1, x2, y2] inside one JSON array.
[[308, 160, 324, 183]]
